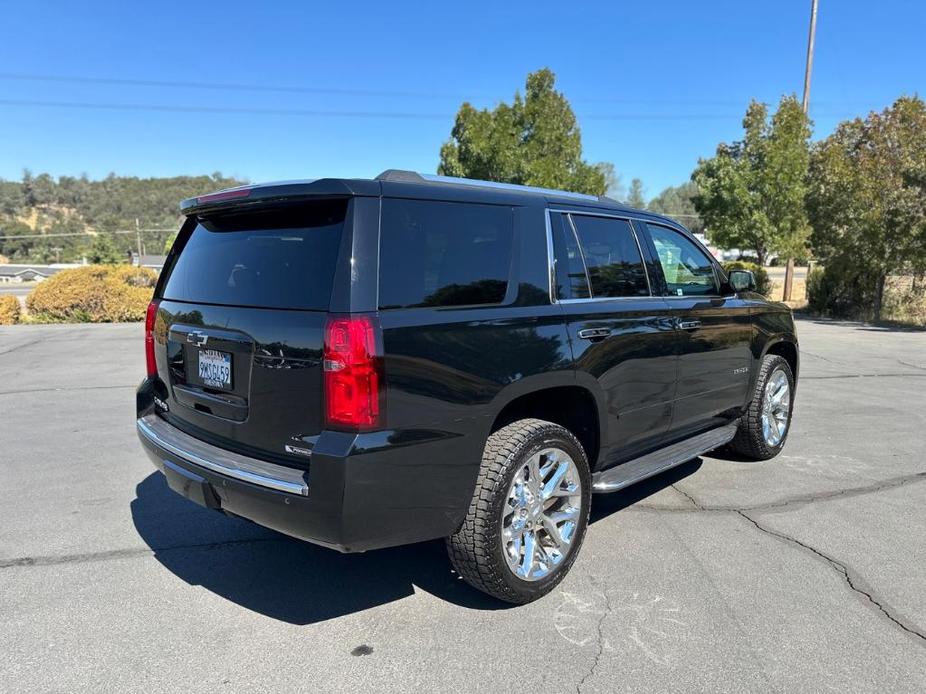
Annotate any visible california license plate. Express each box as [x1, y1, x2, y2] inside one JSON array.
[[198, 349, 232, 389]]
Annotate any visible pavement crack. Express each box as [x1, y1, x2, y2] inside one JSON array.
[[0, 535, 286, 570], [735, 509, 926, 645], [738, 472, 926, 513], [802, 372, 926, 381], [0, 329, 83, 356], [0, 337, 46, 356], [658, 472, 926, 514], [576, 586, 613, 694], [799, 349, 842, 364], [671, 484, 704, 510]]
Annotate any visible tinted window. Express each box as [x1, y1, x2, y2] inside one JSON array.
[[568, 215, 649, 298], [551, 213, 590, 299], [378, 199, 513, 309], [162, 200, 345, 310], [645, 223, 718, 297]]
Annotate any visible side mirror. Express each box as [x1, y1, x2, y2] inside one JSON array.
[[728, 269, 756, 293]]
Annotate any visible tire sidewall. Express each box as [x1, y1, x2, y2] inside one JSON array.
[[488, 426, 592, 601]]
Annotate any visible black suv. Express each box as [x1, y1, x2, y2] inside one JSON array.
[[137, 170, 798, 603]]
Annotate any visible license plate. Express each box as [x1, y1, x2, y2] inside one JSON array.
[[198, 349, 232, 389]]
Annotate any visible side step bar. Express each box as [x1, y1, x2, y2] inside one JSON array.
[[592, 423, 738, 493]]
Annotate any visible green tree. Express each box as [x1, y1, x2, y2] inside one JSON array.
[[647, 181, 704, 235], [693, 96, 812, 265], [439, 68, 608, 196], [0, 220, 35, 260], [595, 162, 625, 200], [163, 232, 178, 254], [0, 179, 25, 215], [86, 234, 124, 264], [806, 96, 926, 320], [626, 178, 646, 208]]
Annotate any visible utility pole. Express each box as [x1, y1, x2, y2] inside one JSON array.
[[802, 0, 818, 115], [135, 217, 143, 265], [784, 0, 818, 302]]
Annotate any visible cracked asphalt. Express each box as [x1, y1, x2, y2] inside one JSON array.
[[1, 316, 924, 693]]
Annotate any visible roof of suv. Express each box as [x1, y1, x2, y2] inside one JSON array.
[[180, 170, 684, 229]]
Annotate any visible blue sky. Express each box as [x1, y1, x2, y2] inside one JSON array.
[[1, 1, 923, 197]]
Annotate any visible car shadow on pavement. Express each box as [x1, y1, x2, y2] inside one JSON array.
[[589, 458, 702, 523], [132, 461, 699, 625], [131, 472, 506, 624]]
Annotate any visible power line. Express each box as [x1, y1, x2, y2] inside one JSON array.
[[0, 99, 449, 120], [0, 71, 474, 100], [0, 98, 808, 122], [0, 71, 872, 108], [0, 228, 174, 240]]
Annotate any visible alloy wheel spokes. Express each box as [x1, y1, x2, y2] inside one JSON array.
[[761, 369, 791, 447], [502, 448, 582, 581]]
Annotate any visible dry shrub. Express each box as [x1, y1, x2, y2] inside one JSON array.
[[26, 265, 157, 322], [0, 295, 21, 325]]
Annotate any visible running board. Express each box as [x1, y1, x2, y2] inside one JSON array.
[[592, 423, 738, 493]]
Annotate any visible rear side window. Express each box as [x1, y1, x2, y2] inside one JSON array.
[[162, 200, 346, 310], [551, 213, 591, 300], [378, 199, 514, 309], [553, 213, 649, 299]]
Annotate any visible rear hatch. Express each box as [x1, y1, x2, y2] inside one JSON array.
[[152, 198, 349, 467]]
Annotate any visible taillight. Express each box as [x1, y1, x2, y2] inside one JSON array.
[[323, 316, 383, 430], [145, 300, 159, 377]]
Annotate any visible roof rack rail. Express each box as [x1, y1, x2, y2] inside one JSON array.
[[374, 169, 609, 203]]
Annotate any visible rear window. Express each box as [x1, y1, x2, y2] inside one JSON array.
[[378, 199, 514, 309], [162, 200, 346, 310]]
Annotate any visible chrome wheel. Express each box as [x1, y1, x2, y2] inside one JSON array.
[[501, 447, 582, 582], [761, 368, 791, 447]]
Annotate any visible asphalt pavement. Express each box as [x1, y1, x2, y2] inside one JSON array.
[[1, 317, 924, 692], [0, 283, 35, 299]]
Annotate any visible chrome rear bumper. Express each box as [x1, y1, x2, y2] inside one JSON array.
[[136, 415, 308, 496]]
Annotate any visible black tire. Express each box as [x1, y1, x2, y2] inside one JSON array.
[[446, 418, 592, 604], [728, 354, 795, 460]]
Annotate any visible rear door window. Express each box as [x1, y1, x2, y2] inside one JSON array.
[[162, 199, 346, 310], [552, 213, 649, 299], [570, 215, 649, 298], [378, 199, 514, 309]]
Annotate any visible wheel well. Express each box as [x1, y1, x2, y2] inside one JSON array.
[[491, 386, 600, 466], [766, 341, 798, 379]]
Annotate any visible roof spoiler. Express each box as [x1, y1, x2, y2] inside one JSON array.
[[180, 178, 380, 216]]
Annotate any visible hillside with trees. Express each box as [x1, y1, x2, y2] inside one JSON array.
[[0, 172, 245, 263]]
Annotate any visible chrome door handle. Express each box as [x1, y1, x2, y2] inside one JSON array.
[[578, 328, 611, 341], [677, 319, 702, 330]]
